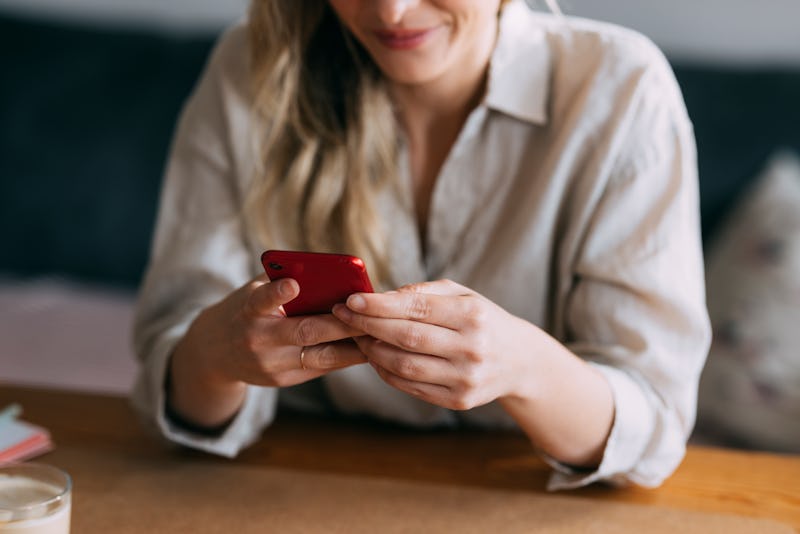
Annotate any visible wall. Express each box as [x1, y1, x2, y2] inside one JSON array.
[[0, 0, 248, 32], [558, 0, 800, 66]]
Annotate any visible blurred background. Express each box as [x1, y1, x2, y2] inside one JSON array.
[[1, 0, 798, 453]]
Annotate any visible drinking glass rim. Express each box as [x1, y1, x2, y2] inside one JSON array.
[[0, 462, 72, 515]]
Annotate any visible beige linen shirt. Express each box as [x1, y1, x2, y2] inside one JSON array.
[[132, 0, 711, 490]]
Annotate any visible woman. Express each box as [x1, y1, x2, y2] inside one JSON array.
[[133, 0, 710, 490]]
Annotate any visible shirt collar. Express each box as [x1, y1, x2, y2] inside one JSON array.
[[485, 0, 552, 125]]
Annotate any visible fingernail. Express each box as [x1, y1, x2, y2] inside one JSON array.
[[333, 303, 352, 320], [347, 294, 366, 311], [278, 280, 293, 297]]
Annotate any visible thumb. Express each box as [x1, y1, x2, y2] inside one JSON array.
[[243, 277, 300, 318]]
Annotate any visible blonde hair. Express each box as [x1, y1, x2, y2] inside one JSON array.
[[244, 1, 522, 288], [245, 1, 398, 287]]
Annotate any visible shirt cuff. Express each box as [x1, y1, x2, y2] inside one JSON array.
[[543, 363, 656, 490], [131, 326, 278, 458]]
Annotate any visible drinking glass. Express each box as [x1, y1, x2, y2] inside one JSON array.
[[0, 463, 71, 533]]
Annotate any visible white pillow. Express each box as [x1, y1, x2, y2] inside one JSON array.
[[697, 150, 800, 453]]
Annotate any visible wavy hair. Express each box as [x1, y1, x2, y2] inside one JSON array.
[[245, 1, 398, 287]]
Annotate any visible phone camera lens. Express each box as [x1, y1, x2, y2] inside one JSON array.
[[269, 262, 283, 270]]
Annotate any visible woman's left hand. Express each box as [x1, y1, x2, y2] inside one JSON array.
[[333, 278, 616, 467], [332, 279, 539, 410]]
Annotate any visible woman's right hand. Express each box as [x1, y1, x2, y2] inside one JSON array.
[[167, 275, 367, 429]]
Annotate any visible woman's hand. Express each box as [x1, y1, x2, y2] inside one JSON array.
[[168, 275, 366, 428], [331, 279, 535, 410], [331, 279, 614, 467]]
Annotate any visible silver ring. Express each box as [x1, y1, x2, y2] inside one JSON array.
[[300, 348, 307, 371]]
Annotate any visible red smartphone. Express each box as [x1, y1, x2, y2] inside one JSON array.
[[260, 250, 374, 316]]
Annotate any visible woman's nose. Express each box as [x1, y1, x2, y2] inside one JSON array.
[[375, 0, 421, 25]]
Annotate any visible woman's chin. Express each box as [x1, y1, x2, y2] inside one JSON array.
[[378, 63, 445, 87]]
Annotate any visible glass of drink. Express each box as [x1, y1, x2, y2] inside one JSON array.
[[0, 463, 71, 533]]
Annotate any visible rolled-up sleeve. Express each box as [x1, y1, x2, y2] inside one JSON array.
[[131, 25, 279, 457], [548, 65, 711, 489]]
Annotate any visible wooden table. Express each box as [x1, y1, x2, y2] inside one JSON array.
[[2, 385, 798, 532]]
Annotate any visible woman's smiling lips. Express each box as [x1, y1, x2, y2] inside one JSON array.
[[373, 27, 440, 50]]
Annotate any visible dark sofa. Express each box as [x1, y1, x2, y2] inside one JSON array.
[[2, 12, 800, 286], [0, 14, 213, 287]]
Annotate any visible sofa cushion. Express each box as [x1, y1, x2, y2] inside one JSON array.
[[697, 150, 800, 453]]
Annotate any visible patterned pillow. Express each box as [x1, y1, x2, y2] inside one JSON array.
[[697, 150, 800, 453]]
